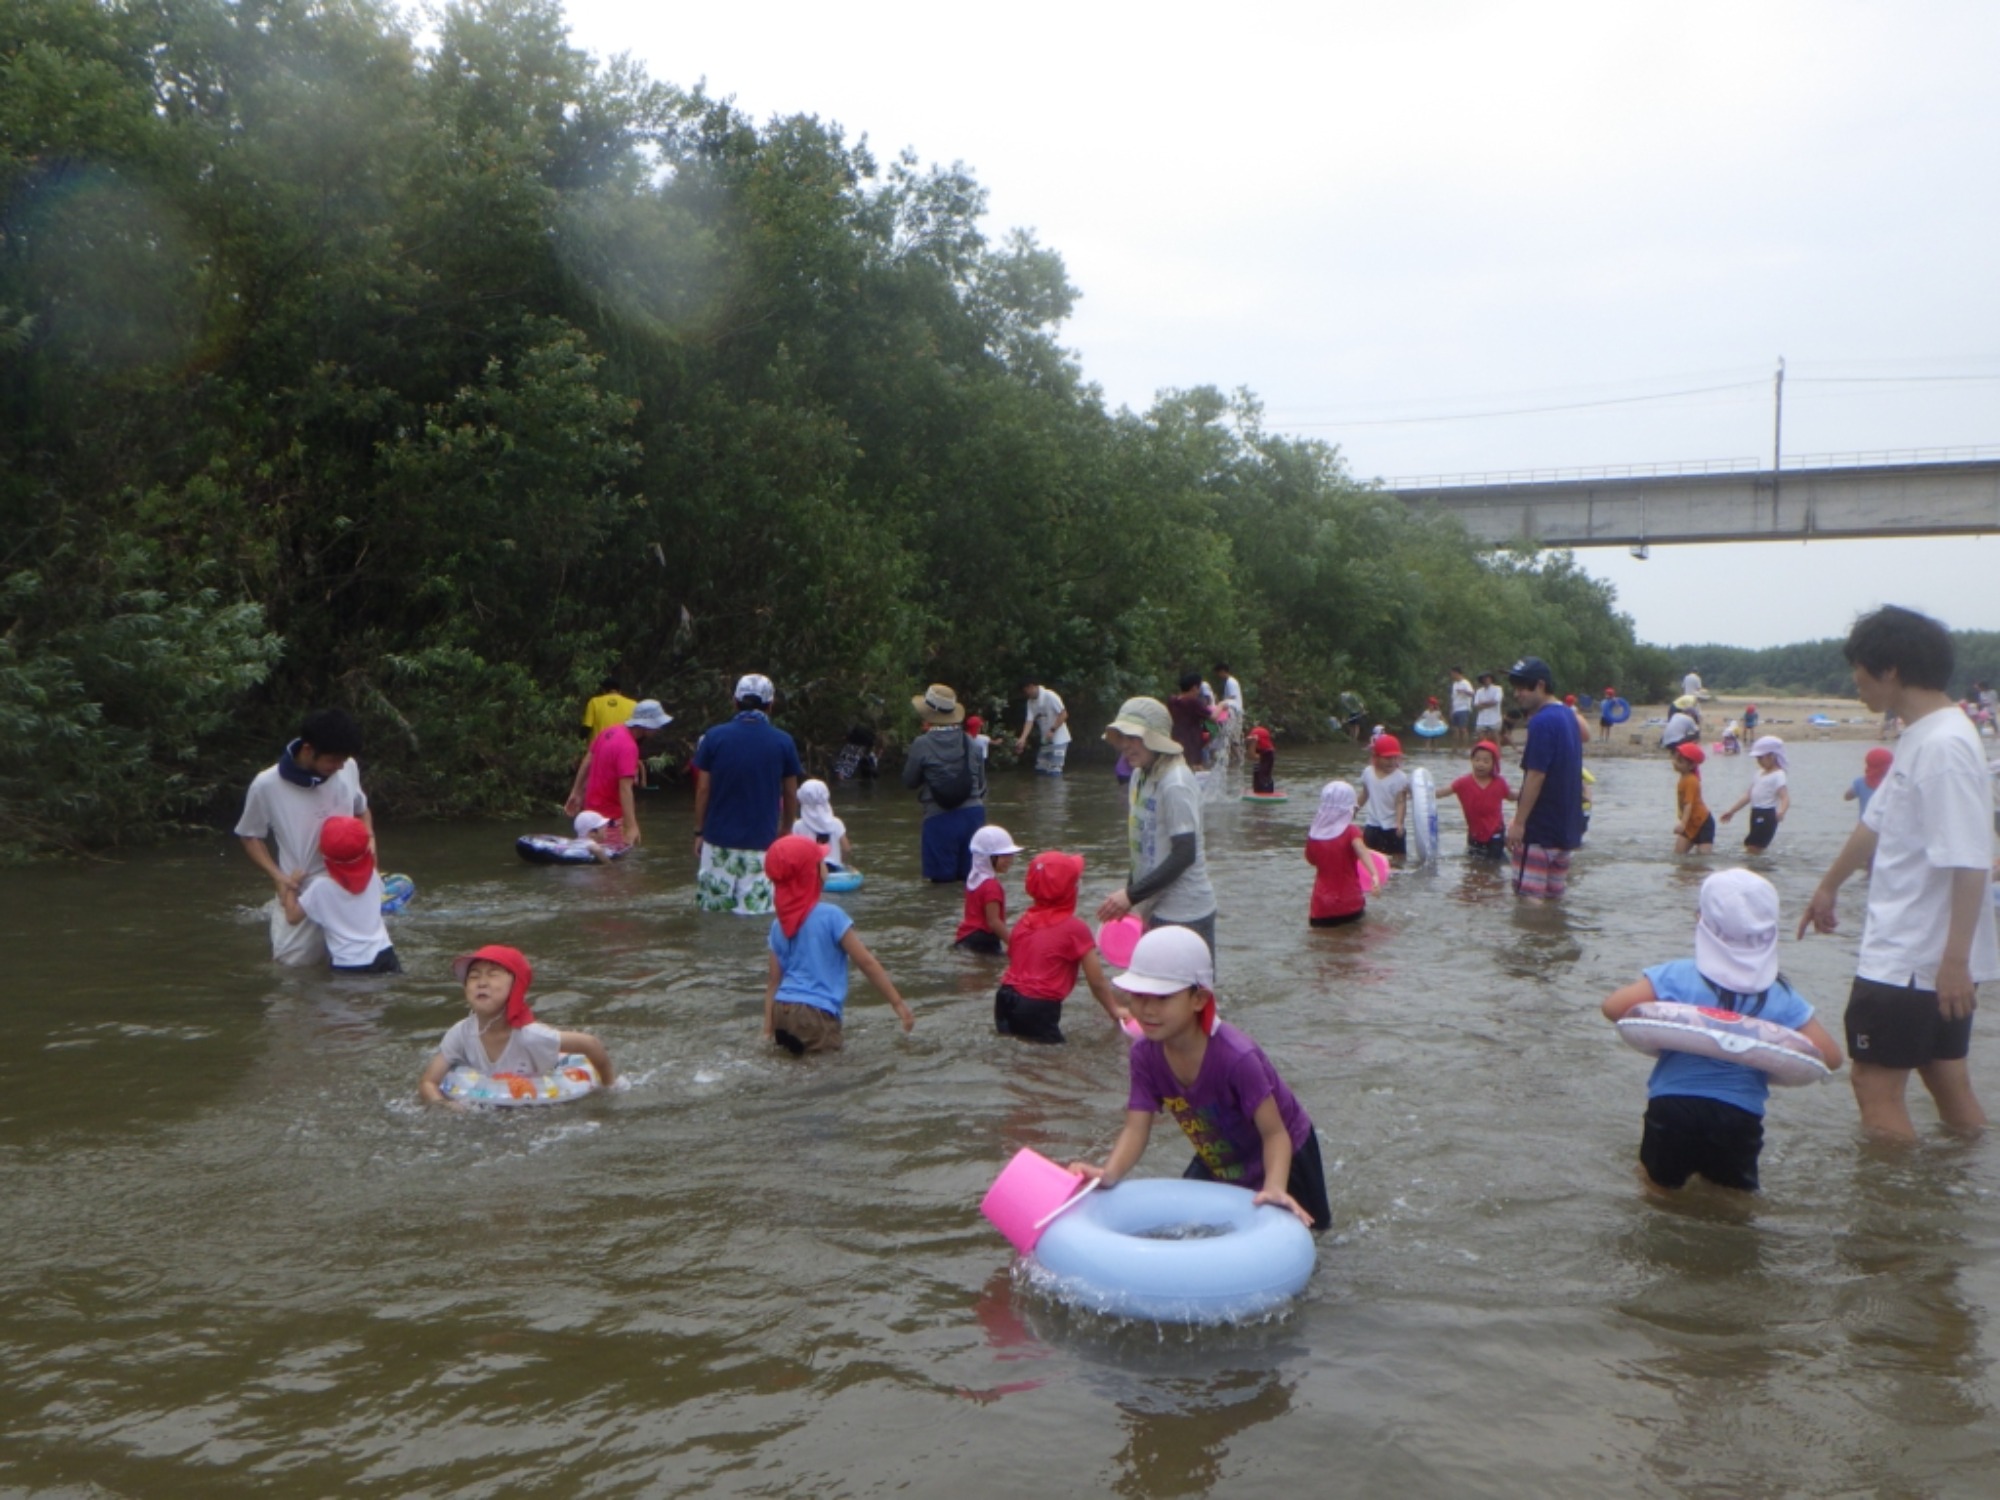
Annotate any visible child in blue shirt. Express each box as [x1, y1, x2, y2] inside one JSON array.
[[1601, 869, 1842, 1192], [762, 834, 914, 1054]]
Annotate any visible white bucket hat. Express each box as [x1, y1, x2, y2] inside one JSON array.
[[1750, 735, 1787, 769], [1105, 697, 1180, 756], [627, 699, 671, 730], [1694, 868, 1780, 995]]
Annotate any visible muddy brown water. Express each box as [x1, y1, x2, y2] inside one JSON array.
[[2, 738, 1995, 1496]]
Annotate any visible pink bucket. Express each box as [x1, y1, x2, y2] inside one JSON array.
[[1097, 915, 1144, 968], [1358, 849, 1392, 894], [980, 1147, 1087, 1255]]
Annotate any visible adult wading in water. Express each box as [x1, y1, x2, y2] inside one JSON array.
[[693, 674, 802, 916], [235, 708, 375, 966], [903, 684, 988, 882]]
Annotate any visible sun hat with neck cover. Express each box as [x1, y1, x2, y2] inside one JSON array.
[[451, 945, 537, 1028]]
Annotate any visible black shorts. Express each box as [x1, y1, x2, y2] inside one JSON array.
[[1683, 815, 1715, 846], [1362, 825, 1407, 857], [955, 930, 1004, 956], [1309, 909, 1364, 928], [1845, 976, 1974, 1068], [1183, 1128, 1333, 1232], [994, 984, 1065, 1044], [332, 946, 401, 975], [1744, 807, 1779, 849], [1639, 1095, 1764, 1191], [1467, 833, 1507, 860]]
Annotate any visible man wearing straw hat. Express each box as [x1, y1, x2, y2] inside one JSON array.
[[903, 684, 988, 882]]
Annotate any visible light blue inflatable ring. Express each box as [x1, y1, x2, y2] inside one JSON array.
[[824, 868, 863, 893], [1032, 1178, 1315, 1323]]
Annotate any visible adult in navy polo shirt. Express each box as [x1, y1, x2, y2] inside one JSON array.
[[693, 674, 804, 916], [1502, 656, 1585, 901]]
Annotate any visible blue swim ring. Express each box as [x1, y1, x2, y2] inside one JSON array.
[[1031, 1177, 1315, 1323], [379, 873, 415, 915], [824, 867, 863, 893], [1601, 697, 1631, 725]]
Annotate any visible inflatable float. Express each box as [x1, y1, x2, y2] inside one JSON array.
[[824, 867, 864, 893], [1240, 790, 1289, 803], [515, 833, 628, 866], [1616, 1001, 1832, 1086], [1408, 766, 1439, 864], [439, 1052, 603, 1106], [380, 873, 415, 915], [1412, 712, 1448, 739], [1807, 714, 1838, 727], [1600, 696, 1631, 725], [981, 1149, 1315, 1323]]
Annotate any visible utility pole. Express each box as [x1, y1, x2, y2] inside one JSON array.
[[1772, 356, 1785, 525]]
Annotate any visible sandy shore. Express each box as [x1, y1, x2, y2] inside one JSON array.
[[1591, 692, 1884, 757]]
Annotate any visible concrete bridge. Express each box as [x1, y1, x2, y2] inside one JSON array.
[[1386, 450, 2000, 548]]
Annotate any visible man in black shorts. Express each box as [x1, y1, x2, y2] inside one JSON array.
[[1798, 607, 1998, 1140]]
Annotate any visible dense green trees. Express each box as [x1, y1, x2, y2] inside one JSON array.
[[2, 0, 1656, 853], [1672, 631, 2000, 699]]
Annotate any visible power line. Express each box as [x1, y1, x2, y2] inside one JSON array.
[[1280, 380, 1766, 430]]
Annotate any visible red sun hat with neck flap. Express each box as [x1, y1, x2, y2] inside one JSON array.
[[452, 945, 536, 1028]]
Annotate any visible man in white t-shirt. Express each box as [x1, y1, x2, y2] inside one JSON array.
[[1447, 666, 1476, 749], [1213, 662, 1247, 767], [1015, 678, 1072, 775], [1472, 672, 1504, 738], [1800, 607, 1999, 1140], [235, 708, 375, 966]]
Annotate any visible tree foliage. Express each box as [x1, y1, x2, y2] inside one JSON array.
[[1, 0, 1657, 852]]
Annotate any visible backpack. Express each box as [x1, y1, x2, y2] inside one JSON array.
[[928, 733, 976, 811]]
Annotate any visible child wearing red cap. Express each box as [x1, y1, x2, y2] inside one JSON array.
[[1357, 735, 1410, 857], [992, 851, 1127, 1042], [1671, 744, 1714, 854], [1449, 742, 1517, 860], [278, 816, 399, 973], [1843, 747, 1894, 819], [763, 834, 914, 1053], [418, 946, 616, 1100]]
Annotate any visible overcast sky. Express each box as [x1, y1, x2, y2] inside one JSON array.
[[562, 0, 2000, 650]]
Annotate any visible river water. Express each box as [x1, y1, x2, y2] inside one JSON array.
[[2, 736, 1996, 1497]]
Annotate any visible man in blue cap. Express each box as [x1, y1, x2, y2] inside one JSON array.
[[1503, 656, 1584, 900]]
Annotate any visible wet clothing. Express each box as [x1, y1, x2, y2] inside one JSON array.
[[1126, 1022, 1311, 1194]]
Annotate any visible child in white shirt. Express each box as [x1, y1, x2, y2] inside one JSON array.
[[278, 816, 399, 973]]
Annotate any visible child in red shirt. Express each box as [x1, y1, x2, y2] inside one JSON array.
[[1247, 724, 1278, 793], [1449, 740, 1516, 859], [994, 852, 1128, 1042], [1305, 780, 1372, 927], [955, 825, 1023, 953]]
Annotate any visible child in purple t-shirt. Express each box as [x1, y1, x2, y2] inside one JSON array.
[[1067, 927, 1331, 1230]]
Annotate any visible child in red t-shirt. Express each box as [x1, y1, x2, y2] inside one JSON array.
[[1305, 780, 1373, 927], [1449, 740, 1517, 860], [994, 851, 1128, 1042], [1248, 724, 1278, 793], [955, 825, 1023, 953]]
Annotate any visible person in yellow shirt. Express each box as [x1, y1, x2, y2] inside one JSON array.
[[580, 677, 646, 788], [582, 677, 636, 739]]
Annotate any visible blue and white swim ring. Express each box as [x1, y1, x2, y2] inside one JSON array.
[[1030, 1178, 1316, 1323]]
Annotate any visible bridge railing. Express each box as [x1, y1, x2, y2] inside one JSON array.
[[1387, 443, 2000, 492]]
